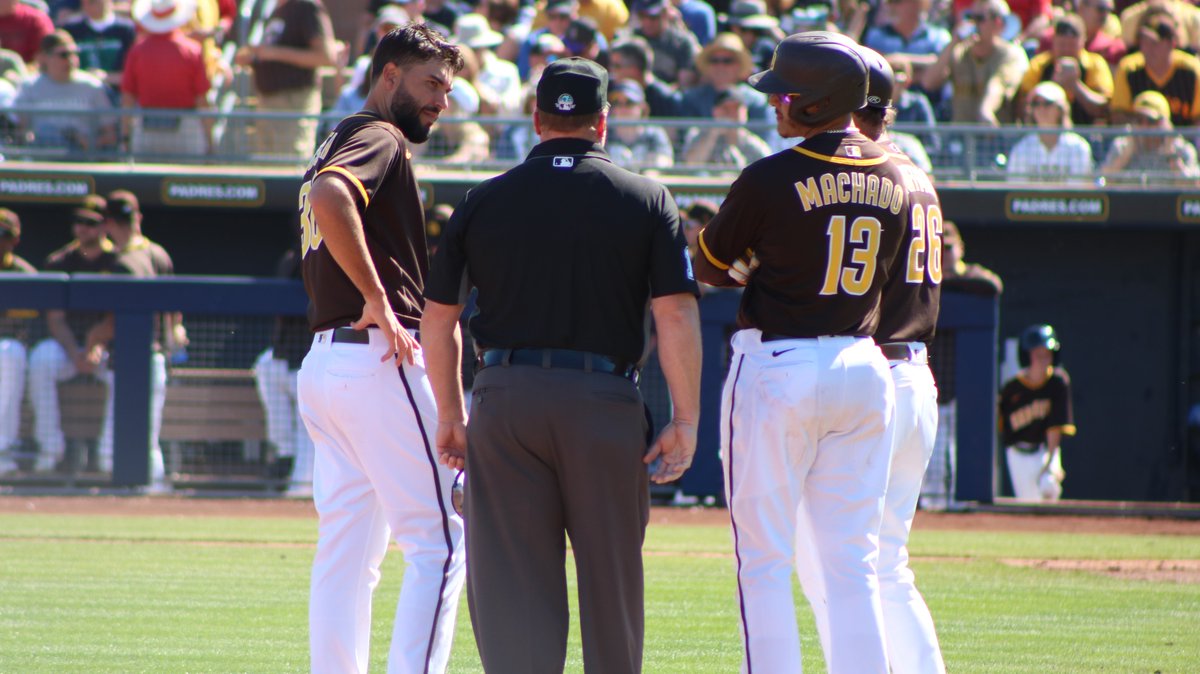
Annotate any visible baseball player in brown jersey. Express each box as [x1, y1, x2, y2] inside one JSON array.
[[794, 43, 947, 674], [694, 32, 908, 674], [295, 24, 466, 674], [1000, 324, 1075, 501]]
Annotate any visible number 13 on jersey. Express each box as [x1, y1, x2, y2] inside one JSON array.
[[818, 203, 943, 297]]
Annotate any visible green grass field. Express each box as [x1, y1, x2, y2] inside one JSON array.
[[1, 508, 1198, 673]]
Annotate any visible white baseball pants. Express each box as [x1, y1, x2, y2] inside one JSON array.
[[27, 338, 165, 479], [1006, 445, 1063, 501], [0, 338, 27, 453], [298, 328, 465, 674], [253, 348, 315, 486], [722, 329, 894, 674]]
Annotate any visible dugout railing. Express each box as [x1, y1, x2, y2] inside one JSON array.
[[0, 274, 999, 502]]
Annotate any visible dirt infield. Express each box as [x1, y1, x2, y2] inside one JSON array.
[[2, 495, 1200, 536], [3, 496, 1198, 582]]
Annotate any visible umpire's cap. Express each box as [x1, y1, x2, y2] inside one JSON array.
[[1018, 324, 1061, 367], [537, 57, 608, 116], [748, 31, 867, 125]]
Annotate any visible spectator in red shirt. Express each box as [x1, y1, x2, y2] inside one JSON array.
[[0, 0, 54, 64], [121, 0, 211, 156]]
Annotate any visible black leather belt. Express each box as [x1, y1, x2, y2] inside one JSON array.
[[478, 348, 639, 382], [880, 343, 915, 361], [760, 332, 798, 342], [332, 327, 370, 344], [1010, 442, 1045, 454]]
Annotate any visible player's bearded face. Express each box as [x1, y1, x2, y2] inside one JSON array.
[[391, 83, 437, 144]]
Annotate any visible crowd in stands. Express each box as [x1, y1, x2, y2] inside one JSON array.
[[0, 0, 1197, 178]]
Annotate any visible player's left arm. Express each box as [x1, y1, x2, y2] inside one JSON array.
[[421, 299, 467, 470]]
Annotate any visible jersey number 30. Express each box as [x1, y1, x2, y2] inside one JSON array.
[[820, 215, 881, 296], [298, 180, 323, 257]]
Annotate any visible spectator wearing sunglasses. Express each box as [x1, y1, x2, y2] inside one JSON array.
[[1007, 80, 1094, 181], [923, 0, 1029, 125], [13, 30, 117, 152], [678, 31, 767, 122], [1019, 13, 1112, 125], [1111, 7, 1200, 127], [1120, 0, 1200, 54], [1101, 89, 1200, 179], [605, 78, 674, 170]]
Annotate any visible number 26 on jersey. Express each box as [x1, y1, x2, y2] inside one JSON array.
[[819, 204, 943, 296]]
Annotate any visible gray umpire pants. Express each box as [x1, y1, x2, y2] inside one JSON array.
[[465, 363, 651, 674]]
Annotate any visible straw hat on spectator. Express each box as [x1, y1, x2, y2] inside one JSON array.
[[133, 0, 198, 34], [696, 32, 755, 81]]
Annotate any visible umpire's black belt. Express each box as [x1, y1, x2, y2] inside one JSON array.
[[478, 348, 639, 382]]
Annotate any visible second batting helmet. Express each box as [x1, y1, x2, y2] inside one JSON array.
[[748, 31, 867, 126], [1018, 324, 1061, 367], [856, 45, 895, 110]]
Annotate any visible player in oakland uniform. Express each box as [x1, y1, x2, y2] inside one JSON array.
[[694, 33, 908, 674], [794, 43, 947, 674], [1000, 324, 1075, 501], [295, 24, 465, 674]]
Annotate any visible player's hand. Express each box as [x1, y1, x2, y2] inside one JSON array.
[[353, 295, 419, 366], [435, 420, 468, 471], [644, 419, 698, 484]]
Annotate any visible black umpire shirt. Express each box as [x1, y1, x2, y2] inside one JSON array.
[[425, 137, 698, 364]]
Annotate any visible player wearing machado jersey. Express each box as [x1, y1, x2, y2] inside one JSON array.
[[694, 32, 908, 674], [793, 44, 947, 674], [295, 24, 466, 674]]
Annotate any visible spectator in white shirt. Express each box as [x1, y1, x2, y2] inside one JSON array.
[[1006, 80, 1093, 181]]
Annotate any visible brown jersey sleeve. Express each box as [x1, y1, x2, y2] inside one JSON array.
[[697, 170, 766, 271], [315, 123, 402, 212]]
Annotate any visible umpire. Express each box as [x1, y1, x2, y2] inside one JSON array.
[[422, 57, 702, 674]]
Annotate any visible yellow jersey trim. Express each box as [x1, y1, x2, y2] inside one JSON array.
[[318, 166, 370, 208], [791, 145, 888, 166], [697, 229, 729, 270], [1053, 424, 1078, 437]]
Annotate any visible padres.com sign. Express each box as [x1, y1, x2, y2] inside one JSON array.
[[1004, 193, 1109, 222], [161, 177, 265, 208]]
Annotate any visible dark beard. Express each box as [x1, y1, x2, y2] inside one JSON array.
[[391, 86, 434, 144]]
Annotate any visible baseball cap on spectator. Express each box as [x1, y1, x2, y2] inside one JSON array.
[[684, 199, 719, 224], [1029, 80, 1070, 117], [0, 208, 19, 238], [608, 79, 646, 105], [633, 0, 670, 16], [564, 18, 599, 55], [73, 194, 107, 226], [105, 190, 140, 224], [376, 4, 410, 29], [537, 57, 608, 115], [713, 87, 749, 109], [454, 13, 504, 49], [1132, 90, 1172, 121], [132, 0, 198, 34], [546, 0, 578, 16], [1053, 13, 1085, 38], [531, 32, 567, 56], [728, 0, 779, 31]]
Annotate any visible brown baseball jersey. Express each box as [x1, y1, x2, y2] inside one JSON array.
[[1000, 367, 1076, 446], [300, 112, 429, 332], [875, 136, 942, 344], [698, 131, 908, 338]]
